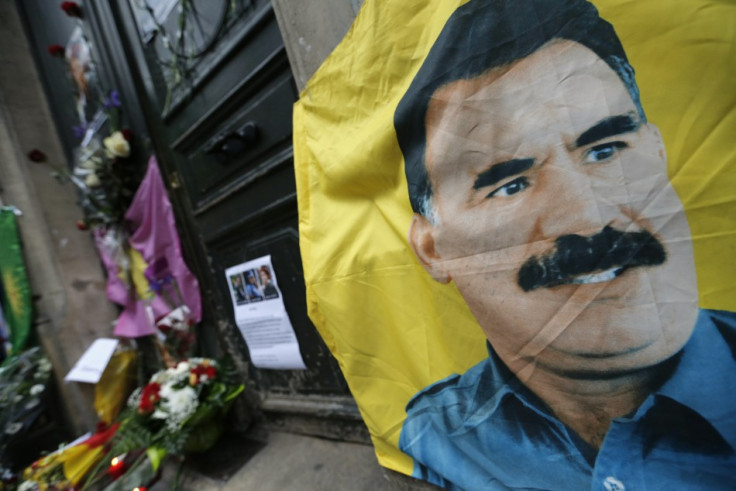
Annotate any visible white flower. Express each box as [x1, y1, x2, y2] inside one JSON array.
[[150, 370, 166, 384], [151, 409, 168, 420], [151, 364, 189, 386], [80, 156, 103, 170], [30, 384, 45, 396], [85, 173, 101, 187], [38, 358, 52, 373], [151, 368, 175, 385], [13, 394, 23, 403], [173, 361, 190, 374], [18, 480, 37, 491], [5, 422, 22, 434], [159, 385, 198, 430], [127, 387, 142, 408], [103, 131, 130, 158]]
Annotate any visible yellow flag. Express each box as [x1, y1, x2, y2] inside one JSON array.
[[295, 0, 736, 483]]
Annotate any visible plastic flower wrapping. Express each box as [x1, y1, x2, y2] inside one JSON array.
[[0, 349, 54, 474], [143, 257, 197, 364], [69, 93, 139, 229], [30, 90, 140, 230]]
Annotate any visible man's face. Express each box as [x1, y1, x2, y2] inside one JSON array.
[[410, 40, 698, 378]]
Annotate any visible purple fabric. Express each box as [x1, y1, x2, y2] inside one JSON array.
[[93, 227, 130, 306], [120, 157, 202, 336], [114, 296, 155, 338]]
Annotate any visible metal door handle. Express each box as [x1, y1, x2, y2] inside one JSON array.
[[205, 122, 259, 162]]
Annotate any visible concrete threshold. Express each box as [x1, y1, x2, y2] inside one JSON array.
[[152, 429, 437, 490]]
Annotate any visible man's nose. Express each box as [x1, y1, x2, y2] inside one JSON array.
[[539, 149, 627, 234]]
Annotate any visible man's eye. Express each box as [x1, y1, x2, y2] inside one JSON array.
[[585, 141, 628, 163], [487, 177, 529, 198]]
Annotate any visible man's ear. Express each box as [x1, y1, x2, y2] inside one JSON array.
[[409, 213, 450, 284], [646, 123, 667, 161]]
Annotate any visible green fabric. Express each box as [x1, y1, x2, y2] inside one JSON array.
[[0, 209, 31, 354]]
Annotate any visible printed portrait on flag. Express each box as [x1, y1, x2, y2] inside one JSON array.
[[294, 0, 736, 489]]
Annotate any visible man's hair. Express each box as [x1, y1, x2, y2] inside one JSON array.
[[395, 0, 645, 217]]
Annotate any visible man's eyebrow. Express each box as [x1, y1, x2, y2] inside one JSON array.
[[575, 114, 640, 148], [473, 158, 534, 190]]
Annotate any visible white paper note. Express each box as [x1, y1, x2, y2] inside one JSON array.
[[64, 338, 119, 383], [225, 255, 306, 370]]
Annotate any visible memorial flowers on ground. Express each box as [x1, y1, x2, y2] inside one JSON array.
[[126, 358, 239, 440], [78, 358, 243, 489], [16, 357, 243, 490]]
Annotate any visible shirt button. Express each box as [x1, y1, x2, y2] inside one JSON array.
[[603, 476, 625, 491]]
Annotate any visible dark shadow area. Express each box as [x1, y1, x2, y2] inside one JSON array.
[[184, 430, 267, 481]]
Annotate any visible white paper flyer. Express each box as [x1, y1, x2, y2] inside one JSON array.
[[64, 338, 119, 383], [225, 255, 306, 370]]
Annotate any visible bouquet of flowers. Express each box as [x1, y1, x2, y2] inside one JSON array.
[[70, 91, 139, 229], [28, 89, 140, 230], [79, 358, 243, 490]]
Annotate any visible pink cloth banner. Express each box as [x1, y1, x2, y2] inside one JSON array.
[[93, 227, 130, 307], [113, 157, 202, 337]]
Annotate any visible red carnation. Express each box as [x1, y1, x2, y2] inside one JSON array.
[[60, 2, 83, 18], [75, 219, 88, 231], [190, 364, 217, 385], [138, 382, 161, 414], [47, 44, 65, 57], [27, 149, 47, 162], [121, 128, 133, 141]]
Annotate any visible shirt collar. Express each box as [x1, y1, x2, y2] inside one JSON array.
[[463, 341, 559, 429], [654, 309, 736, 451], [465, 309, 736, 451]]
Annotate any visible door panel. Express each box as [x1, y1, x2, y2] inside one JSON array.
[[178, 68, 295, 209]]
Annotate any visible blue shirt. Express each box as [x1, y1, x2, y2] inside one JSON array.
[[399, 309, 736, 490], [246, 283, 263, 301]]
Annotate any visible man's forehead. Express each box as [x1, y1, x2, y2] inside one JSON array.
[[427, 40, 609, 112], [424, 40, 633, 155]]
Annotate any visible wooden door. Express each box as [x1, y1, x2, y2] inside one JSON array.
[[107, 0, 359, 434]]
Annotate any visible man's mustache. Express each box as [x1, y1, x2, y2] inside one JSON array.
[[517, 225, 666, 292]]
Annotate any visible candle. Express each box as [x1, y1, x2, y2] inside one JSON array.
[[107, 455, 126, 479]]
